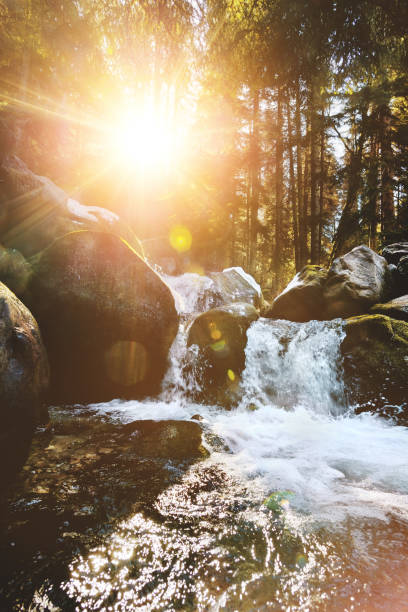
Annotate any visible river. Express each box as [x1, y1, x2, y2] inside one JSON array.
[[1, 272, 408, 610]]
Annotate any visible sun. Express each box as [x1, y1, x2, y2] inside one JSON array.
[[108, 108, 182, 173]]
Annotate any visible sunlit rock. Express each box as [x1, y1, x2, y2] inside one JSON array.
[[0, 282, 49, 485], [187, 302, 258, 403], [342, 314, 408, 412], [0, 154, 143, 257], [210, 267, 263, 309], [23, 231, 178, 402], [324, 245, 391, 319], [263, 265, 328, 322]]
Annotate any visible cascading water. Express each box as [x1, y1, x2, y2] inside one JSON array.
[[95, 273, 408, 524]]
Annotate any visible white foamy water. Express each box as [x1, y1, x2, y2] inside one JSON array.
[[91, 276, 408, 526]]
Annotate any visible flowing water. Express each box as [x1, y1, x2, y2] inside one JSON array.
[[1, 273, 408, 610]]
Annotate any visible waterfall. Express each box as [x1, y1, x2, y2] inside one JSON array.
[[240, 318, 346, 416], [91, 274, 408, 524]]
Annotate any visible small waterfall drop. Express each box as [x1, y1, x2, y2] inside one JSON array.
[[240, 318, 346, 416]]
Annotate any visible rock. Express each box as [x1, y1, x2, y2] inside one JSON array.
[[0, 282, 49, 484], [396, 255, 408, 292], [165, 267, 263, 315], [342, 314, 408, 411], [209, 267, 263, 309], [324, 245, 391, 319], [0, 155, 143, 257], [382, 242, 408, 266], [24, 230, 178, 403], [187, 302, 258, 401], [123, 420, 206, 459], [370, 295, 408, 322], [263, 265, 328, 322], [0, 246, 31, 296]]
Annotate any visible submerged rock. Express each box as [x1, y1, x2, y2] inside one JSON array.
[[24, 230, 178, 403], [187, 302, 258, 400], [263, 265, 328, 322], [0, 282, 49, 484], [0, 155, 142, 257], [324, 245, 391, 319], [342, 314, 408, 410]]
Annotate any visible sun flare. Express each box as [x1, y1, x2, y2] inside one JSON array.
[[109, 109, 183, 172]]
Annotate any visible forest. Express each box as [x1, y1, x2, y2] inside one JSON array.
[[1, 0, 407, 294]]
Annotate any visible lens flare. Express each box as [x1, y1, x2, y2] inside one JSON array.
[[169, 225, 192, 253]]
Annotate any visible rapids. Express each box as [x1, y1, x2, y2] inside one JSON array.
[[1, 271, 408, 610]]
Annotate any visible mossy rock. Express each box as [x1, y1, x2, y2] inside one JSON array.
[[370, 295, 408, 323], [342, 314, 408, 412]]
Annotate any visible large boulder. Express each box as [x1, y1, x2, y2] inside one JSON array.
[[23, 230, 178, 403], [0, 155, 142, 257], [341, 314, 408, 412], [0, 282, 49, 483], [187, 302, 259, 401], [370, 295, 408, 322], [263, 265, 328, 322], [324, 245, 391, 319], [382, 242, 408, 266]]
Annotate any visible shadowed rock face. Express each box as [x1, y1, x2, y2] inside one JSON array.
[[0, 282, 49, 485], [342, 314, 408, 410], [263, 265, 328, 322], [0, 155, 142, 258], [187, 302, 258, 402], [23, 230, 178, 403], [324, 245, 391, 319]]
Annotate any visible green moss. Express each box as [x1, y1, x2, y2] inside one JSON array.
[[300, 265, 328, 282]]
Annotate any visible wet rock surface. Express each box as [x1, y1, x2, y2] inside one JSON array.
[[0, 282, 49, 485], [187, 302, 259, 401], [0, 407, 206, 610], [23, 231, 178, 403]]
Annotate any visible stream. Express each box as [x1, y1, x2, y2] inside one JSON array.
[[1, 273, 408, 610]]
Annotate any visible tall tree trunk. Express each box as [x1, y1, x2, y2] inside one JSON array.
[[296, 79, 306, 267], [367, 134, 379, 250], [330, 110, 368, 263], [309, 80, 319, 264], [273, 86, 283, 290], [379, 103, 395, 238], [318, 115, 325, 264], [286, 96, 299, 270], [249, 89, 260, 276]]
